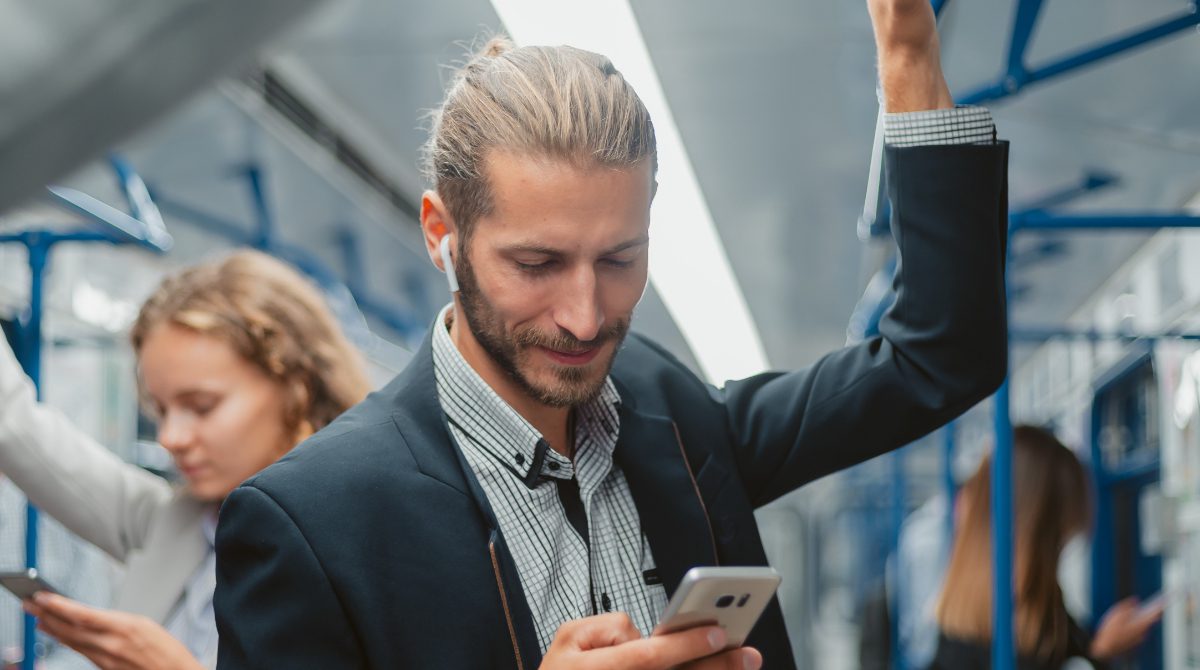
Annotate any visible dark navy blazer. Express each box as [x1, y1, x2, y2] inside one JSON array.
[[214, 142, 1010, 669]]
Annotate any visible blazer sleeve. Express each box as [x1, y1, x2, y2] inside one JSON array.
[[0, 336, 171, 561], [721, 142, 1009, 506], [214, 484, 364, 668]]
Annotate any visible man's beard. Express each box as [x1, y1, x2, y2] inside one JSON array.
[[456, 249, 629, 408]]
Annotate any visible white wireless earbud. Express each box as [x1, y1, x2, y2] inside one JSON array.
[[439, 235, 459, 293]]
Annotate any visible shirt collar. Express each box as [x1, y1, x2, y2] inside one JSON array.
[[430, 304, 620, 486]]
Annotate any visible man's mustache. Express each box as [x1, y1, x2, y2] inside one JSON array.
[[513, 320, 629, 354]]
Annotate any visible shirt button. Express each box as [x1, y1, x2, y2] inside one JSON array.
[[514, 453, 525, 465], [547, 462, 560, 471]]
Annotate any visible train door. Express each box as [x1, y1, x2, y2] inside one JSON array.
[[1091, 346, 1163, 669]]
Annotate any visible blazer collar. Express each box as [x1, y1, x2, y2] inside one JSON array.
[[382, 328, 476, 497]]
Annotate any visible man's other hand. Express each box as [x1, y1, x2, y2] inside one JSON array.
[[866, 0, 954, 112], [539, 613, 762, 670]]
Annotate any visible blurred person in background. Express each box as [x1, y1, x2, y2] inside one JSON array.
[[930, 425, 1162, 670], [0, 250, 370, 669]]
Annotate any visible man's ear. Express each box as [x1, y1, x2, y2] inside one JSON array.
[[421, 190, 454, 272]]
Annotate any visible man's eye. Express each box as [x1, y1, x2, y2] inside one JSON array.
[[602, 258, 634, 269], [516, 260, 555, 273]]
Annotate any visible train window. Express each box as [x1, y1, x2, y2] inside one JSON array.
[[1097, 358, 1160, 470], [1157, 243, 1184, 316]]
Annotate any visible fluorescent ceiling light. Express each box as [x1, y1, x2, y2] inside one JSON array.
[[489, 0, 770, 383]]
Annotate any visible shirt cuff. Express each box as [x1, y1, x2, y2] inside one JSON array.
[[883, 105, 996, 147]]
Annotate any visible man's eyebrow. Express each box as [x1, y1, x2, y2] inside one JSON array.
[[601, 236, 650, 255], [500, 242, 562, 256], [499, 236, 649, 256]]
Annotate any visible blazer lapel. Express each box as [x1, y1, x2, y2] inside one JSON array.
[[384, 328, 541, 667], [613, 404, 718, 598], [385, 331, 474, 495]]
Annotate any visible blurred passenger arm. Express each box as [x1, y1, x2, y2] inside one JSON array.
[[0, 336, 170, 561]]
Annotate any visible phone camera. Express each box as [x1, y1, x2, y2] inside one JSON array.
[[736, 594, 751, 608], [715, 595, 735, 608]]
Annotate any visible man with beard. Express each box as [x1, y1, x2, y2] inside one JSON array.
[[214, 1, 1009, 668]]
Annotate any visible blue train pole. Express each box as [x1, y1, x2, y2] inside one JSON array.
[[889, 448, 907, 670], [991, 378, 1014, 669], [15, 235, 50, 670], [942, 422, 956, 549], [989, 204, 1016, 670]]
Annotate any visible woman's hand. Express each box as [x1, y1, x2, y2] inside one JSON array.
[[1089, 596, 1163, 660], [24, 592, 204, 670]]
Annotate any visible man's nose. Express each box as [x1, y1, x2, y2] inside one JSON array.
[[553, 267, 604, 343]]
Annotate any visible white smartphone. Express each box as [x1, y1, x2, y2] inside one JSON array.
[[0, 568, 58, 601], [653, 566, 782, 649]]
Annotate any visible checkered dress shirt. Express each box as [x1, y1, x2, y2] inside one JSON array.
[[432, 307, 668, 652]]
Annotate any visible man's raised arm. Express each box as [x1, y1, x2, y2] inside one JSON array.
[[719, 0, 1007, 505]]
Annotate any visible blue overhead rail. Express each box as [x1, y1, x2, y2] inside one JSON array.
[[960, 0, 1200, 105], [0, 157, 172, 670], [145, 161, 424, 344]]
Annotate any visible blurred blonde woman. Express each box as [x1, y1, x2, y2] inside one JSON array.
[[0, 250, 370, 669], [930, 425, 1161, 670]]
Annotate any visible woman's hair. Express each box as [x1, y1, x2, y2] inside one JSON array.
[[936, 425, 1091, 662], [130, 250, 370, 436], [422, 35, 656, 244]]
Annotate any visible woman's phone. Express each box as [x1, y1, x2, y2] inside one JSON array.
[[1137, 589, 1178, 623], [0, 568, 59, 601], [653, 566, 782, 650]]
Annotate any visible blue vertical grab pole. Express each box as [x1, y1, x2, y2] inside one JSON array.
[[992, 384, 1015, 668], [16, 236, 50, 670], [942, 422, 956, 548], [889, 448, 907, 670], [991, 213, 1015, 668]]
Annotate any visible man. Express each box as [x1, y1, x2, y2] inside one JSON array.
[[214, 1, 1008, 668]]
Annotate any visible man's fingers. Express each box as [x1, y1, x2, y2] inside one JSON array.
[[559, 612, 643, 651], [585, 626, 731, 670], [680, 647, 763, 670]]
